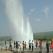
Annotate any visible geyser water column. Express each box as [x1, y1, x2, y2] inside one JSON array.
[[5, 0, 24, 41], [26, 18, 33, 41], [5, 0, 33, 41]]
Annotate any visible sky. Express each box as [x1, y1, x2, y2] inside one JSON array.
[[23, 0, 53, 33], [0, 0, 53, 36]]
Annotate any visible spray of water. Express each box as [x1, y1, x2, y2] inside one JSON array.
[[26, 18, 33, 41], [5, 0, 33, 41]]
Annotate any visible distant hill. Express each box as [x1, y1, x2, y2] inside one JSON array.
[[33, 31, 53, 40], [0, 31, 53, 40], [0, 36, 12, 41]]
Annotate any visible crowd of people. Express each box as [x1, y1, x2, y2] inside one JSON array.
[[8, 40, 34, 51], [1, 39, 53, 53]]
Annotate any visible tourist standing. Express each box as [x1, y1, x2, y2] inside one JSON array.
[[9, 41, 12, 51], [36, 40, 38, 48], [14, 41, 16, 48], [22, 41, 25, 51], [46, 41, 49, 53], [32, 40, 34, 51], [50, 40, 53, 53], [39, 40, 42, 53], [25, 41, 26, 49], [29, 40, 31, 50], [16, 41, 19, 49], [5, 41, 7, 50], [19, 42, 22, 51]]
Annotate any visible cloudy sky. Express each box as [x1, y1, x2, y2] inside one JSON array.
[[0, 0, 53, 36], [23, 0, 53, 33]]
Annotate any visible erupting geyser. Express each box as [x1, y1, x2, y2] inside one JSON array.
[[5, 0, 33, 41]]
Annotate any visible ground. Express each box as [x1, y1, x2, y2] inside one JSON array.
[[0, 50, 12, 53], [0, 48, 52, 53]]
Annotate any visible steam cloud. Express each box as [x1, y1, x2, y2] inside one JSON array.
[[4, 0, 33, 41]]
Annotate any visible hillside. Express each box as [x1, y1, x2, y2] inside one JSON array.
[[33, 31, 53, 40], [0, 36, 12, 41]]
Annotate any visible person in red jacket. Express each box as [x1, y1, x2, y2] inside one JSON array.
[[50, 39, 53, 52]]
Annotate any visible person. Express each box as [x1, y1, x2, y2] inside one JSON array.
[[25, 41, 26, 49], [5, 41, 7, 50], [14, 41, 16, 48], [22, 41, 25, 51], [29, 40, 31, 50], [16, 41, 19, 49], [36, 40, 38, 48], [9, 41, 12, 51], [19, 42, 22, 51], [32, 40, 34, 51], [50, 40, 53, 53], [46, 41, 49, 53], [39, 40, 42, 53]]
